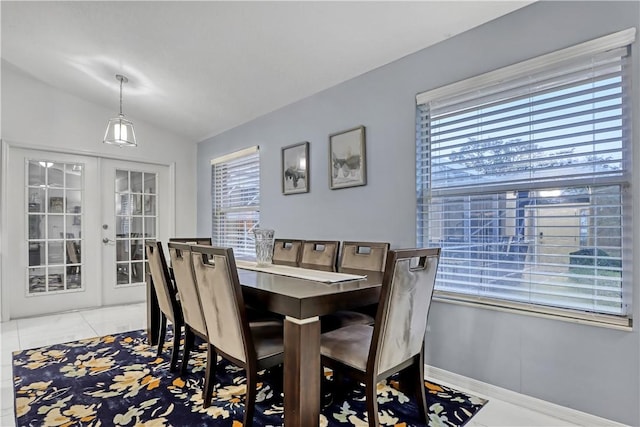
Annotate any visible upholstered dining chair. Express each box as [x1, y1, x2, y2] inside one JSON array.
[[326, 241, 392, 327], [167, 242, 209, 377], [169, 237, 212, 245], [272, 238, 304, 267], [145, 240, 184, 372], [190, 245, 284, 427], [340, 241, 390, 273], [320, 248, 441, 427], [300, 240, 340, 272], [167, 238, 211, 282]]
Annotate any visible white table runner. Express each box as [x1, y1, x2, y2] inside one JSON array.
[[236, 260, 366, 283]]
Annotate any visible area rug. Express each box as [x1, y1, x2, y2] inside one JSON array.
[[12, 329, 486, 426]]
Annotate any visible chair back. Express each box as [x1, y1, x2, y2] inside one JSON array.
[[168, 242, 207, 337], [169, 237, 212, 245], [300, 240, 339, 272], [272, 239, 304, 267], [190, 245, 252, 364], [339, 241, 390, 272], [370, 248, 440, 376], [145, 241, 179, 322]]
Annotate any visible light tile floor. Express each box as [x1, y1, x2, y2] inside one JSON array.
[[0, 304, 592, 427]]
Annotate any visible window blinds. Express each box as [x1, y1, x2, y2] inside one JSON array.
[[416, 29, 634, 324], [211, 146, 260, 259]]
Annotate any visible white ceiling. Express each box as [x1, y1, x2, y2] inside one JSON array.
[[2, 1, 532, 142]]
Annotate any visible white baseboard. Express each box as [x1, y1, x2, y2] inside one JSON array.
[[425, 365, 627, 427]]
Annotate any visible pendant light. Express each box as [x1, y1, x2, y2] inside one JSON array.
[[103, 74, 137, 147]]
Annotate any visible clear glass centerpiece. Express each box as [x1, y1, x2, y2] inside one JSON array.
[[253, 228, 275, 267]]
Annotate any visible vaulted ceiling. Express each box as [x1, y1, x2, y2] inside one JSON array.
[[2, 1, 532, 142]]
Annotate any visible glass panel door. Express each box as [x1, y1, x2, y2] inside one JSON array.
[[101, 158, 170, 307], [26, 160, 84, 294], [114, 169, 157, 286], [3, 147, 101, 320]]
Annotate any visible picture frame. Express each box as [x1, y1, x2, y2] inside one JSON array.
[[282, 141, 309, 195], [329, 125, 366, 190]]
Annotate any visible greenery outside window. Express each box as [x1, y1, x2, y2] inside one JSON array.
[[416, 29, 635, 326], [211, 146, 260, 260]]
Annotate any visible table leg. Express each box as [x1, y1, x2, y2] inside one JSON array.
[[284, 316, 320, 427], [146, 272, 159, 345]]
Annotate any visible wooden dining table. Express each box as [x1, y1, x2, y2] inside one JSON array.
[[146, 264, 383, 427]]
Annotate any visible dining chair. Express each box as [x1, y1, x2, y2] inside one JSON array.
[[167, 242, 209, 377], [325, 241, 392, 327], [300, 240, 340, 272], [167, 238, 211, 282], [272, 238, 304, 267], [320, 248, 441, 427], [169, 237, 212, 245], [190, 245, 284, 427], [65, 240, 81, 275], [339, 241, 390, 273], [145, 240, 184, 372]]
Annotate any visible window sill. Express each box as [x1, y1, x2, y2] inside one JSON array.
[[433, 292, 632, 331]]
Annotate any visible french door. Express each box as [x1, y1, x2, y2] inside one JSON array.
[[2, 146, 170, 319], [100, 159, 170, 306]]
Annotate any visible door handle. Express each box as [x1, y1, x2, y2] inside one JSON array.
[[103, 238, 115, 245]]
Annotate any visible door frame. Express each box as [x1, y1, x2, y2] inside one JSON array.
[[0, 139, 176, 321]]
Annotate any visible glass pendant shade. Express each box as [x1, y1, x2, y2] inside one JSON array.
[[103, 114, 137, 146], [103, 74, 137, 147]]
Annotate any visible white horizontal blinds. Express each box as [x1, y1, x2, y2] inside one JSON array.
[[416, 29, 633, 320], [427, 187, 624, 316], [211, 146, 260, 259], [427, 49, 629, 194]]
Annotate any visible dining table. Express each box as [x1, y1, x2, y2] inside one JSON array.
[[146, 261, 383, 427]]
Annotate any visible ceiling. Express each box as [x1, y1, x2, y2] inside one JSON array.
[[2, 1, 532, 143]]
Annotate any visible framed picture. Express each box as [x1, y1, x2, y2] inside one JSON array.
[[282, 141, 309, 195], [329, 125, 366, 189]]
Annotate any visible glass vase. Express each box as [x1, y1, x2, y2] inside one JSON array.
[[253, 228, 275, 267]]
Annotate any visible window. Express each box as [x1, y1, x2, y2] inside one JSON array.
[[211, 146, 260, 259], [114, 169, 157, 286], [26, 160, 84, 294], [416, 29, 635, 326]]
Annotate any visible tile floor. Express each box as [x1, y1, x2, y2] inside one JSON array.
[[0, 303, 597, 427]]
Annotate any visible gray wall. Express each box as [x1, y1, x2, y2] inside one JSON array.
[[197, 2, 640, 424]]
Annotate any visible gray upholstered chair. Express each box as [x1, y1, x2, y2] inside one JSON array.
[[167, 238, 211, 284], [328, 241, 392, 327], [300, 240, 340, 272], [272, 238, 304, 267], [167, 242, 209, 377], [169, 237, 212, 245], [320, 248, 441, 427], [190, 245, 284, 427], [145, 240, 184, 372], [320, 241, 391, 332], [339, 241, 390, 273]]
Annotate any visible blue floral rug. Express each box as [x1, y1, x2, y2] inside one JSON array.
[[12, 329, 486, 426]]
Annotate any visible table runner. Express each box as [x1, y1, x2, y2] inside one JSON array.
[[236, 260, 366, 283]]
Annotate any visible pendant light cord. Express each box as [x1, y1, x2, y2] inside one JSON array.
[[119, 77, 124, 116]]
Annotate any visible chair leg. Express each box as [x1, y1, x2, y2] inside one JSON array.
[[157, 314, 167, 356], [413, 352, 428, 424], [327, 367, 346, 404], [365, 376, 379, 427], [169, 322, 182, 372], [243, 368, 257, 427], [203, 344, 217, 408], [181, 326, 195, 376]]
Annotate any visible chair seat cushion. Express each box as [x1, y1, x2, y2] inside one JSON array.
[[320, 324, 373, 372], [321, 310, 374, 333], [250, 322, 284, 360]]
